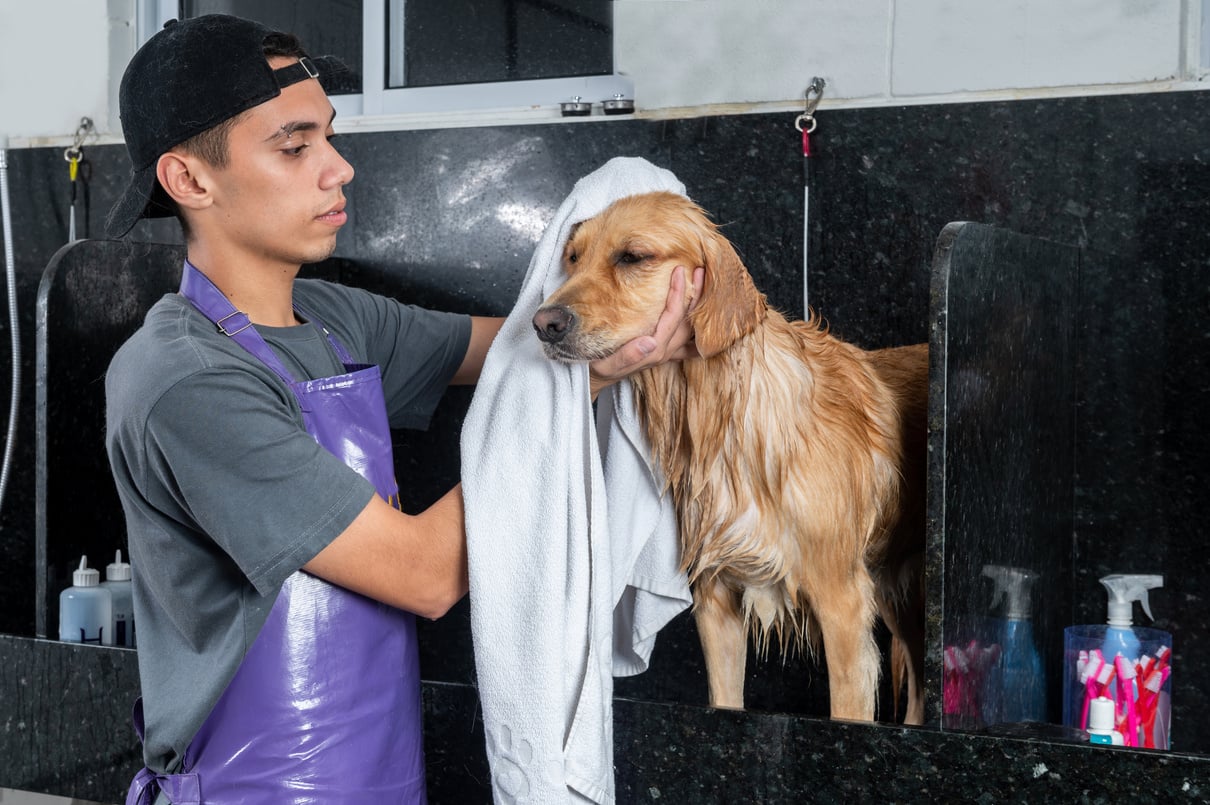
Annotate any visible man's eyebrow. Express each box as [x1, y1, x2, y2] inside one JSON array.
[[265, 121, 315, 142], [265, 110, 338, 143]]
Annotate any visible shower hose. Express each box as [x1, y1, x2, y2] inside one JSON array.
[[0, 135, 20, 524]]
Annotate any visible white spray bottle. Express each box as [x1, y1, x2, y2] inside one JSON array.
[[1099, 574, 1163, 662], [981, 565, 1045, 723]]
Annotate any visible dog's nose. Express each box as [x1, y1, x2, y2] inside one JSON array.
[[533, 305, 574, 344]]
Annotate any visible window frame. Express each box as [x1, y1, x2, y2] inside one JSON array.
[[144, 0, 633, 123]]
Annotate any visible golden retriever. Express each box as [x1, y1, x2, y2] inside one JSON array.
[[532, 191, 928, 724]]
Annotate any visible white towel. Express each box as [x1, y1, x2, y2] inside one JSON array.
[[461, 157, 693, 805]]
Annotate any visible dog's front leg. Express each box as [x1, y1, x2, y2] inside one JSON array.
[[693, 578, 747, 709]]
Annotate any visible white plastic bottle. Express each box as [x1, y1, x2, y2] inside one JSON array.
[[1087, 695, 1125, 745], [59, 556, 114, 646], [101, 550, 135, 648]]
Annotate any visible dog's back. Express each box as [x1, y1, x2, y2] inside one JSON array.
[[634, 310, 927, 719]]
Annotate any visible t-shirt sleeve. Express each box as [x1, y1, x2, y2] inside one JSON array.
[[374, 303, 473, 430], [141, 367, 377, 596]]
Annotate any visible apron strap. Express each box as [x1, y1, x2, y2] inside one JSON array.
[[179, 261, 298, 385], [293, 303, 357, 366], [126, 767, 201, 805], [179, 261, 361, 379]]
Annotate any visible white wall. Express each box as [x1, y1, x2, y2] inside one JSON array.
[[0, 0, 124, 145], [0, 0, 1206, 147], [615, 0, 1198, 110]]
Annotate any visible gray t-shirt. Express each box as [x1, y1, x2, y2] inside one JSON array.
[[105, 277, 472, 773]]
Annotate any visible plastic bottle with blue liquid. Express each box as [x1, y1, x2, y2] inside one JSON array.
[[981, 565, 1046, 725]]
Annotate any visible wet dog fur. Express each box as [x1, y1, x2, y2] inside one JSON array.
[[532, 191, 928, 724]]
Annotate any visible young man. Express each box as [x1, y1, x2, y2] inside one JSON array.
[[105, 15, 698, 803]]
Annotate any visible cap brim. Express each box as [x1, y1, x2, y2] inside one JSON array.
[[105, 162, 175, 238]]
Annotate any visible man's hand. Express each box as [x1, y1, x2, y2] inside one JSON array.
[[588, 265, 705, 398]]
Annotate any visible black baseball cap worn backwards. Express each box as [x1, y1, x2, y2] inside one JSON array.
[[107, 14, 346, 238]]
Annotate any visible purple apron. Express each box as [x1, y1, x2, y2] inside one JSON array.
[[127, 262, 426, 803]]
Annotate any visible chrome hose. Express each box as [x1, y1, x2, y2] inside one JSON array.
[[0, 135, 20, 522]]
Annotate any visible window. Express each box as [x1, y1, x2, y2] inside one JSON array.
[[143, 0, 630, 119], [181, 0, 365, 94]]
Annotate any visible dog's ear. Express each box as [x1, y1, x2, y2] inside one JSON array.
[[690, 229, 767, 358]]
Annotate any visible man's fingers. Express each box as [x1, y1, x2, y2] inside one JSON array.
[[688, 267, 705, 311], [587, 264, 704, 396]]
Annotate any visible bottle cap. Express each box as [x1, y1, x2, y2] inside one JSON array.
[[72, 556, 100, 587], [1087, 695, 1115, 733], [106, 549, 132, 581]]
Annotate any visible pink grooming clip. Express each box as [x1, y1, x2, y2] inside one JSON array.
[[1115, 654, 1139, 747], [1093, 651, 1116, 696], [943, 646, 968, 717], [1080, 651, 1107, 729], [1138, 666, 1169, 749], [1082, 650, 1116, 729]]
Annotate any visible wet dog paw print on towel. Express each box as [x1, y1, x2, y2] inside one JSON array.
[[488, 724, 533, 803]]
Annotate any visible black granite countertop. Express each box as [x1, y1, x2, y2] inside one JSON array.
[[3, 635, 1207, 804]]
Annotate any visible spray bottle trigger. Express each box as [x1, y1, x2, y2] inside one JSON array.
[[1138, 589, 1154, 622]]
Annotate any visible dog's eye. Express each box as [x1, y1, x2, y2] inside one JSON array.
[[618, 251, 645, 265], [567, 252, 578, 264]]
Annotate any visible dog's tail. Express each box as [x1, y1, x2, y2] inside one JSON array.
[[890, 634, 910, 720]]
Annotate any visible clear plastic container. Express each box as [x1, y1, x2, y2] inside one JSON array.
[[1063, 624, 1172, 750]]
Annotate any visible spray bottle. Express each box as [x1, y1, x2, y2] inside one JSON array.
[[1099, 574, 1163, 662], [980, 565, 1045, 724]]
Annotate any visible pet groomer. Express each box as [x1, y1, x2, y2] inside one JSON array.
[[104, 15, 698, 803]]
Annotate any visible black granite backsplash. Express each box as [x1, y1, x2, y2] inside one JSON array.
[[1, 87, 1208, 798]]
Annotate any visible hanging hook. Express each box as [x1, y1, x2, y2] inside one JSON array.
[[63, 117, 94, 164], [795, 77, 826, 133]]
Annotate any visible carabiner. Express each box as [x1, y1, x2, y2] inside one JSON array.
[[794, 77, 826, 134], [803, 77, 826, 117]]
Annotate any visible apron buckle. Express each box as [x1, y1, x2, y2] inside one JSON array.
[[215, 310, 253, 337]]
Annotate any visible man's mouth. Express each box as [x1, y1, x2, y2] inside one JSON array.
[[317, 203, 347, 225]]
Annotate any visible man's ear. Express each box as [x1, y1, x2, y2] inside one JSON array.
[[155, 151, 213, 213]]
